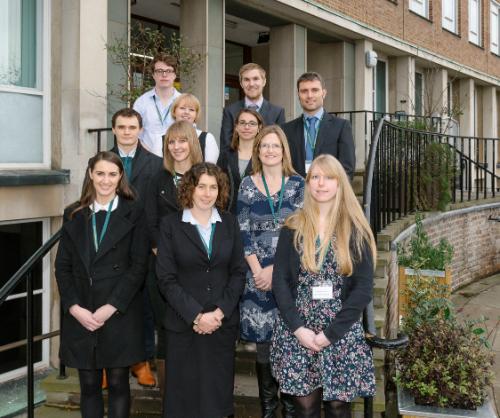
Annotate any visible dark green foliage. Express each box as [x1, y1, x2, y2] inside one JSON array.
[[397, 213, 453, 270]]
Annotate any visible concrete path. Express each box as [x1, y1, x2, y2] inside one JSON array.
[[452, 272, 500, 417]]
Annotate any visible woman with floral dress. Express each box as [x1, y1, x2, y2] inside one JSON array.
[[237, 125, 304, 418], [271, 154, 377, 418]]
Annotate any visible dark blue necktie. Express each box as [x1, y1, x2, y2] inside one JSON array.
[[305, 116, 318, 161]]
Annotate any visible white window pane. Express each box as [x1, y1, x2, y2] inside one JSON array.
[[469, 0, 480, 44], [492, 3, 499, 54], [442, 0, 457, 32], [410, 0, 427, 17], [0, 0, 37, 88], [0, 91, 43, 163]]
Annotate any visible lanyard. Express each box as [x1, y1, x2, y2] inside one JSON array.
[[261, 173, 285, 225], [91, 198, 114, 252], [173, 171, 181, 187], [304, 115, 323, 153], [153, 96, 172, 126], [196, 223, 216, 259]]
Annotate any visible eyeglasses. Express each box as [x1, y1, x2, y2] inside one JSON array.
[[154, 69, 175, 76], [237, 120, 259, 127], [260, 143, 282, 150]]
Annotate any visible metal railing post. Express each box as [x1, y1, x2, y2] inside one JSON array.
[[26, 271, 34, 418]]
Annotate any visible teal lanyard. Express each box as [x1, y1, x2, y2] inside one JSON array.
[[173, 171, 181, 187], [196, 223, 216, 259], [91, 198, 114, 252], [261, 173, 285, 225], [153, 96, 172, 126], [304, 115, 323, 153]]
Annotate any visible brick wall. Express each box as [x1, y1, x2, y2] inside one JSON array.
[[385, 203, 500, 335], [312, 0, 500, 79]]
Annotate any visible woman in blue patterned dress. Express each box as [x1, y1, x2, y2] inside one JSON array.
[[271, 154, 377, 418], [237, 125, 304, 418]]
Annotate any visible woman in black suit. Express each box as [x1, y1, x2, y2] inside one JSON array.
[[217, 108, 264, 214], [156, 162, 246, 418], [55, 151, 148, 418]]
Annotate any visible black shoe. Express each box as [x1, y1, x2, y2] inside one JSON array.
[[256, 362, 279, 418]]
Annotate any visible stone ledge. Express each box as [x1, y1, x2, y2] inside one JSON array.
[[0, 169, 70, 187]]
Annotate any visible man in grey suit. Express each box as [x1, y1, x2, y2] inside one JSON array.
[[220, 63, 285, 152], [282, 72, 355, 179]]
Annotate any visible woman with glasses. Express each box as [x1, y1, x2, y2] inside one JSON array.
[[271, 155, 376, 418], [156, 162, 246, 418], [217, 108, 264, 214], [237, 125, 304, 418], [55, 151, 148, 418], [171, 93, 219, 163], [144, 120, 203, 398]]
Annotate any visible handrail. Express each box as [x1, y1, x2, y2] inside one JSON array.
[[0, 229, 62, 306], [88, 127, 112, 152]]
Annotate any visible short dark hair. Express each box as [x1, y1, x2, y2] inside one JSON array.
[[296, 72, 325, 90], [112, 108, 143, 128], [151, 53, 178, 74], [177, 163, 229, 211]]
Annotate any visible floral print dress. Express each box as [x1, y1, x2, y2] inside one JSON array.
[[237, 175, 304, 342], [270, 246, 376, 401]]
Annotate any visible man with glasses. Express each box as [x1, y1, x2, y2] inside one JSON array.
[[133, 54, 181, 157], [220, 63, 285, 152], [282, 72, 355, 179]]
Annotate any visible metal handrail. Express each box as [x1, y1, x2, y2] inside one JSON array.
[[88, 127, 112, 152]]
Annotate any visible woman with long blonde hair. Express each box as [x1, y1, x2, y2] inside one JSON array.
[[270, 154, 376, 418]]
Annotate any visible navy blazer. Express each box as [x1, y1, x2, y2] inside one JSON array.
[[282, 112, 355, 179], [220, 99, 285, 152], [272, 226, 373, 345], [156, 211, 246, 332]]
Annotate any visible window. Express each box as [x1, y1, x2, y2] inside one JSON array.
[[0, 0, 49, 167], [442, 0, 458, 32], [491, 1, 500, 54], [410, 0, 429, 17], [469, 0, 482, 45]]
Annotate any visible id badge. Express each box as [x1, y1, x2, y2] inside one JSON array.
[[305, 160, 312, 174], [272, 236, 279, 249], [312, 281, 333, 300]]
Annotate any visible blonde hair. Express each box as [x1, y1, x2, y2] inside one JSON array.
[[171, 93, 201, 123], [285, 154, 377, 275], [251, 125, 296, 177], [163, 121, 203, 175]]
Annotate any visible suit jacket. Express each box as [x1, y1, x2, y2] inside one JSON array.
[[55, 199, 149, 368], [156, 211, 246, 332], [217, 148, 252, 215], [220, 99, 286, 152], [272, 226, 373, 345], [145, 169, 179, 248], [282, 111, 355, 179], [110, 142, 163, 200]]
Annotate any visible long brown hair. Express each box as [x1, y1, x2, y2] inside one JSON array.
[[69, 151, 135, 219], [285, 154, 376, 275], [163, 121, 203, 175], [230, 108, 264, 151], [251, 125, 296, 176]]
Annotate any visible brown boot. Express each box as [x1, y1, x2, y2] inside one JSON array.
[[156, 359, 165, 398], [131, 361, 156, 387]]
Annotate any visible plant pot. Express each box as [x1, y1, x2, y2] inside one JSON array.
[[398, 267, 451, 319], [397, 385, 498, 417]]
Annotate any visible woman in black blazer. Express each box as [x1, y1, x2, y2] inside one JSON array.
[[217, 108, 263, 214], [270, 155, 377, 418], [156, 162, 246, 418], [55, 151, 148, 418]]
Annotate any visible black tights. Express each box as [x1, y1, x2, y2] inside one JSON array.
[[293, 388, 351, 418], [78, 367, 130, 418]]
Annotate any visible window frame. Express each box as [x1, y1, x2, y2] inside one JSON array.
[[0, 0, 51, 169], [468, 0, 482, 46], [491, 1, 500, 55], [410, 0, 430, 18], [442, 0, 459, 33]]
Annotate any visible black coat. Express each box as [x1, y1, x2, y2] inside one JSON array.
[[272, 226, 373, 345], [110, 142, 163, 200], [145, 169, 179, 248], [282, 111, 356, 179], [220, 99, 285, 152], [55, 199, 149, 369], [216, 148, 252, 214]]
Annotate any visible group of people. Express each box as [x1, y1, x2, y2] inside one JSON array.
[[55, 54, 376, 418]]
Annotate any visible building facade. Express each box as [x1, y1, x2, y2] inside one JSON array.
[[0, 0, 499, 384]]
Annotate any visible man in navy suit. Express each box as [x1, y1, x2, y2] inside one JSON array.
[[220, 63, 285, 152], [282, 72, 355, 179]]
